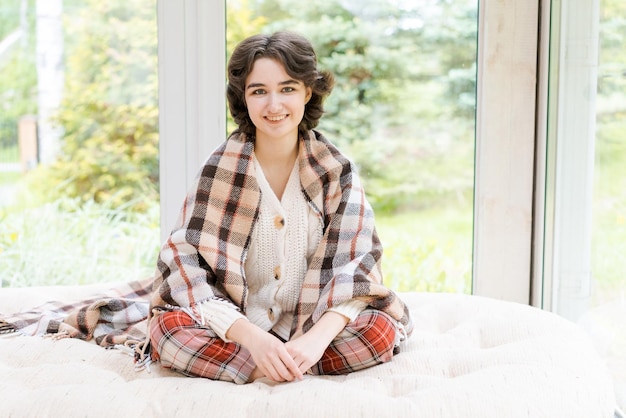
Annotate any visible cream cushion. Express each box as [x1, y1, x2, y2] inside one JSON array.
[[0, 285, 616, 417]]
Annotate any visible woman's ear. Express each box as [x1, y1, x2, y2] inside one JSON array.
[[305, 87, 313, 104]]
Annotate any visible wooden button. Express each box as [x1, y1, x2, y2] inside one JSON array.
[[274, 216, 285, 229], [273, 266, 281, 280]]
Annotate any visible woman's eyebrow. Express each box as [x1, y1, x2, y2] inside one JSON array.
[[279, 79, 300, 86], [246, 79, 300, 90], [246, 82, 265, 90]]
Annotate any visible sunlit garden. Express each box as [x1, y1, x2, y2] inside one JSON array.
[[0, 0, 624, 301]]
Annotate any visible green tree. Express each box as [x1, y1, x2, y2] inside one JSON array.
[[25, 0, 158, 211], [249, 0, 412, 146], [240, 0, 477, 213], [598, 0, 626, 98], [226, 0, 267, 133], [413, 0, 478, 118], [227, 0, 267, 55]]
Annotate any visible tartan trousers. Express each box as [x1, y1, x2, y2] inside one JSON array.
[[149, 308, 397, 385]]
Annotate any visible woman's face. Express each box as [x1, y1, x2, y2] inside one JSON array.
[[244, 58, 312, 144]]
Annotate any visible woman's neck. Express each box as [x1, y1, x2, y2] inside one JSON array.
[[254, 135, 299, 200], [254, 134, 299, 169]]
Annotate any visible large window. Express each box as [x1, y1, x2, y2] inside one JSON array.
[[0, 0, 159, 286], [158, 1, 559, 310], [226, 0, 478, 294], [544, 0, 626, 408]]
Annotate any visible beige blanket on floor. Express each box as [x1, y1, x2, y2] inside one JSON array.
[[0, 284, 616, 417]]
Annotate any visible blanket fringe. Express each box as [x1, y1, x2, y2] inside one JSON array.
[[124, 306, 165, 373], [0, 320, 17, 335], [43, 329, 70, 340], [132, 339, 153, 373], [110, 339, 153, 373], [134, 354, 153, 373]]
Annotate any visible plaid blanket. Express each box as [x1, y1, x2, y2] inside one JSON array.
[[151, 129, 413, 338], [0, 129, 413, 349], [0, 279, 152, 346]]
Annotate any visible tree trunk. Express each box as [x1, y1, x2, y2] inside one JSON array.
[[36, 0, 64, 165]]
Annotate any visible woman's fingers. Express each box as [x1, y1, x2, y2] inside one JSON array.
[[234, 324, 304, 383], [256, 349, 302, 382], [269, 351, 302, 382], [279, 350, 304, 381]]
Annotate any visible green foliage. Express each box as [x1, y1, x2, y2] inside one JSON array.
[[227, 0, 268, 54], [348, 132, 475, 214], [598, 1, 626, 98], [62, 0, 157, 106], [1, 0, 481, 292], [26, 103, 159, 211], [253, 0, 414, 147], [28, 0, 159, 210], [0, 0, 28, 39], [226, 0, 268, 134], [418, 0, 478, 118], [236, 0, 478, 215]]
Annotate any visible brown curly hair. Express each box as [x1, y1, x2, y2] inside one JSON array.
[[226, 32, 334, 137]]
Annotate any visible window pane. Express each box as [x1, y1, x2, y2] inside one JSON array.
[[592, 0, 626, 409], [594, 2, 626, 309], [547, 0, 626, 409], [0, 0, 159, 286], [226, 0, 478, 294]]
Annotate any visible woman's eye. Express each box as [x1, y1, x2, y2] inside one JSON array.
[[252, 89, 266, 95], [283, 87, 295, 93]]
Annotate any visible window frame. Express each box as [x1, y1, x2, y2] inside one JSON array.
[[472, 0, 541, 304], [541, 0, 601, 320], [157, 0, 546, 305], [157, 0, 226, 242]]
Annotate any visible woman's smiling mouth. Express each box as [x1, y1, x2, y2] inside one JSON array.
[[266, 115, 288, 122]]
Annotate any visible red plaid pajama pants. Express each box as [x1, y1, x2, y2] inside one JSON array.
[[149, 308, 397, 385]]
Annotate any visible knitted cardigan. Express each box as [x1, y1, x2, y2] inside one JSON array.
[[150, 129, 413, 338]]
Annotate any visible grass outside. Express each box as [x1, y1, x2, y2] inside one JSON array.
[[376, 206, 473, 294], [0, 171, 622, 297], [0, 171, 20, 186], [591, 115, 626, 305], [0, 197, 160, 287], [0, 189, 474, 292]]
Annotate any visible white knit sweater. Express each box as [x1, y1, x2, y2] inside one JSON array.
[[197, 156, 366, 341]]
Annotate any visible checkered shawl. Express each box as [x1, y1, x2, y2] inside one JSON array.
[[0, 279, 152, 346], [151, 130, 413, 338]]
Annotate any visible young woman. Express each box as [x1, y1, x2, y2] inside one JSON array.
[[147, 31, 413, 384]]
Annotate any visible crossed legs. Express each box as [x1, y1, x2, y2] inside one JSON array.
[[149, 308, 397, 384]]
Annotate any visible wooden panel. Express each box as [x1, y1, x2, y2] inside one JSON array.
[[473, 0, 540, 303]]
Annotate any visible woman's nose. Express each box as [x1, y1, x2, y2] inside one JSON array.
[[268, 93, 281, 111]]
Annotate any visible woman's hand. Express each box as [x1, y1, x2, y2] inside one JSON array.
[[286, 311, 349, 374], [226, 318, 303, 382]]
